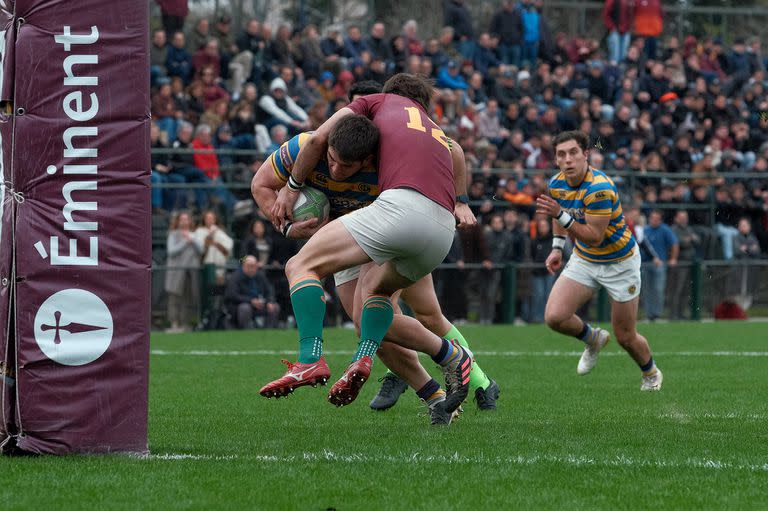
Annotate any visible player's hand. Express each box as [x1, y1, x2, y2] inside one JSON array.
[[668, 258, 678, 268], [270, 186, 300, 230], [545, 250, 563, 275], [287, 217, 327, 239], [454, 203, 477, 228], [536, 194, 562, 218]]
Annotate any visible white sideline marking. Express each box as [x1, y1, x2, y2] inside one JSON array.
[[151, 349, 768, 358], [659, 412, 767, 422], [143, 453, 238, 461], [143, 450, 768, 472]]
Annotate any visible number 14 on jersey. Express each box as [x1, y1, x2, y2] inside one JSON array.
[[404, 107, 450, 151]]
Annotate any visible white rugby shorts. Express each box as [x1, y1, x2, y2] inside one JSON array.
[[339, 188, 455, 282], [333, 266, 361, 287], [561, 249, 641, 303]]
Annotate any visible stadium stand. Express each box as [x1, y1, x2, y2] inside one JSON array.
[[149, 0, 768, 330]]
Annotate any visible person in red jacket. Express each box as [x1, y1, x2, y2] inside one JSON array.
[[191, 124, 237, 214], [602, 0, 635, 65], [635, 0, 663, 59]]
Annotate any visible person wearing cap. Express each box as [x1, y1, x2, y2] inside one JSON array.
[[317, 71, 336, 103], [516, 69, 535, 98], [436, 60, 468, 90], [494, 68, 520, 108], [332, 70, 355, 100], [587, 60, 611, 103], [257, 77, 310, 135]]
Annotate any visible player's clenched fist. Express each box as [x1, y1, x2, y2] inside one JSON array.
[[270, 186, 299, 230], [545, 249, 563, 275], [536, 194, 562, 218]]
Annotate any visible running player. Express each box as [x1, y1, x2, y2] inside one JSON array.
[[264, 74, 472, 414], [536, 130, 663, 391]]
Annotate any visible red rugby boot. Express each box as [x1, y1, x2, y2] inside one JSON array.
[[259, 357, 330, 398], [327, 356, 373, 407]]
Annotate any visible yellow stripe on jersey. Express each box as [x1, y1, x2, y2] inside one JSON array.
[[548, 167, 636, 263], [267, 132, 380, 217]]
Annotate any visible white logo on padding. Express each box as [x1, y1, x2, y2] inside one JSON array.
[[33, 289, 113, 366]]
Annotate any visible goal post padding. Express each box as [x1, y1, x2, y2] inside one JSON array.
[[2, 0, 150, 455], [0, 7, 14, 447]]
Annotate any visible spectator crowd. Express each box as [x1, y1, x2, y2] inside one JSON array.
[[151, 0, 768, 330]]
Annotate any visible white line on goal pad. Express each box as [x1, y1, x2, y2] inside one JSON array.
[[144, 450, 768, 472], [150, 349, 768, 357]]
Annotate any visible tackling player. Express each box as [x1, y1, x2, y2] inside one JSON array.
[[252, 123, 499, 423], [266, 73, 474, 415], [536, 130, 662, 391]]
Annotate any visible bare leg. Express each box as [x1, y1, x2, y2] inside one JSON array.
[[355, 263, 444, 356], [544, 276, 596, 337], [611, 297, 652, 365], [400, 274, 453, 337], [336, 277, 431, 391], [284, 219, 371, 283], [376, 342, 431, 390]]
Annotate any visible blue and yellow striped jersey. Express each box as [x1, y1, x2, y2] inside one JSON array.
[[270, 133, 380, 218], [548, 167, 636, 263]]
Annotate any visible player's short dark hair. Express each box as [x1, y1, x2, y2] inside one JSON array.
[[553, 130, 590, 152], [329, 115, 379, 163], [382, 73, 433, 112], [349, 80, 383, 102]]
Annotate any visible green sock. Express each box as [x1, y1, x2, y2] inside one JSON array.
[[290, 275, 326, 364], [444, 324, 492, 392], [354, 296, 394, 362]]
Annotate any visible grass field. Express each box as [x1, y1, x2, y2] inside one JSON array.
[[2, 322, 768, 510]]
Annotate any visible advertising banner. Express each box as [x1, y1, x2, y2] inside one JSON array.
[[5, 0, 150, 454]]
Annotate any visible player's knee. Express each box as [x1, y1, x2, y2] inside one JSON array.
[[544, 308, 566, 330], [414, 312, 441, 336], [285, 254, 315, 281], [284, 255, 301, 281], [614, 326, 636, 347]]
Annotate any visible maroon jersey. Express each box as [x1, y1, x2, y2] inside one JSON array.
[[347, 93, 455, 211]]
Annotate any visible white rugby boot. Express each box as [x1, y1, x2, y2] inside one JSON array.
[[640, 368, 663, 391], [577, 328, 610, 375]]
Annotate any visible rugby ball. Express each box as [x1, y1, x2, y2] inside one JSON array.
[[293, 186, 330, 223]]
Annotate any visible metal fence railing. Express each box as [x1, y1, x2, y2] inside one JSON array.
[[150, 259, 768, 332]]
